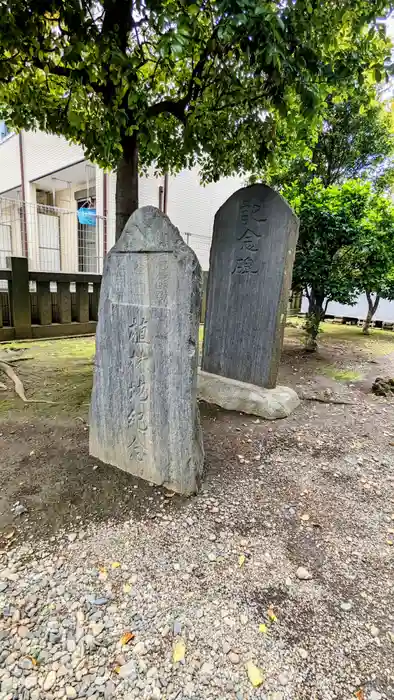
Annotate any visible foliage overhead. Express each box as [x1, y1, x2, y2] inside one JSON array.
[[261, 93, 394, 191], [0, 0, 393, 182]]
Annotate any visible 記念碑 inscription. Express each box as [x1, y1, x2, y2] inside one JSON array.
[[203, 185, 299, 388]]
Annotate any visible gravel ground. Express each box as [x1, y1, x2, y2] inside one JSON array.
[[1, 339, 394, 700]]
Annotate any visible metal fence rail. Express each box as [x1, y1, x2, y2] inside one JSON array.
[[0, 197, 108, 275], [0, 196, 213, 276]]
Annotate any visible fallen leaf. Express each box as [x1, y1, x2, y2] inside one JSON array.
[[173, 639, 186, 663], [267, 606, 277, 622], [246, 661, 264, 687], [238, 554, 246, 567], [111, 562, 121, 569], [387, 540, 393, 546], [113, 665, 121, 675], [354, 689, 365, 700], [25, 656, 39, 667], [388, 528, 394, 534], [123, 583, 132, 594], [259, 623, 268, 634], [120, 631, 134, 646]]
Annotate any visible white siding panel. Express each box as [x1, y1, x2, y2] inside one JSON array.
[[139, 172, 164, 208], [107, 172, 116, 252], [0, 223, 12, 268], [301, 294, 394, 324], [106, 167, 244, 269], [0, 135, 21, 194], [24, 132, 85, 182], [166, 168, 246, 269], [38, 213, 60, 271]]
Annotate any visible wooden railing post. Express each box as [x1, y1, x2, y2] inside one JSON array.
[[76, 281, 89, 323], [9, 256, 32, 339], [37, 281, 52, 325], [57, 281, 72, 323]]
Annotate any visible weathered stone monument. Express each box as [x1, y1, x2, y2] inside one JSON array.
[[202, 184, 299, 389], [90, 206, 204, 495]]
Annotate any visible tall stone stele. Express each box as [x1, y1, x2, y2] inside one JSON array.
[[90, 206, 204, 495], [202, 184, 299, 389]]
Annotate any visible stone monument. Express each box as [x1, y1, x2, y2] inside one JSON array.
[[90, 206, 204, 495], [202, 184, 299, 389]]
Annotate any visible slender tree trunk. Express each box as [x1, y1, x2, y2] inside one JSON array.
[[115, 133, 139, 241], [362, 291, 380, 334], [305, 289, 325, 351]]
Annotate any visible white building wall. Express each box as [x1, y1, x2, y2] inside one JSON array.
[[107, 168, 245, 269], [0, 135, 21, 194], [23, 132, 85, 182], [55, 185, 78, 273], [105, 170, 164, 252], [301, 294, 394, 324], [0, 128, 249, 271], [166, 170, 246, 269]]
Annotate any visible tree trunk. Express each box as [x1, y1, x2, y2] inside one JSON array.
[[304, 290, 325, 351], [362, 291, 380, 334], [115, 133, 139, 241]]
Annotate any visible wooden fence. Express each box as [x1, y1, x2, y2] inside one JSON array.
[[0, 257, 101, 341], [0, 259, 210, 342]]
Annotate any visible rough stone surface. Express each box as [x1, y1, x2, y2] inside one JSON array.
[[202, 184, 299, 388], [198, 369, 300, 419], [90, 206, 204, 495]]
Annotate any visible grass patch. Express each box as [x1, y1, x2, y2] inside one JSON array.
[[0, 337, 95, 420], [322, 367, 362, 382], [285, 317, 394, 357]]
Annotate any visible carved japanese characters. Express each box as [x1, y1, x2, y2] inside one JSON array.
[[202, 185, 299, 388], [90, 206, 204, 495]]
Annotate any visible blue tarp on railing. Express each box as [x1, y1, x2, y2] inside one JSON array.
[[77, 208, 96, 225]]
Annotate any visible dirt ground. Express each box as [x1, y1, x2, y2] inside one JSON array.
[[0, 322, 393, 541], [1, 323, 394, 698]]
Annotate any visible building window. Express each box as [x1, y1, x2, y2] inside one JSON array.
[[77, 198, 97, 273]]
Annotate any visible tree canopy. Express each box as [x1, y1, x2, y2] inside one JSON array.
[[262, 93, 394, 191], [287, 177, 394, 346], [0, 0, 393, 234], [286, 179, 374, 349], [343, 192, 394, 331]]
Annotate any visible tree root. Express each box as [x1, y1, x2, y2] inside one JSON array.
[[0, 361, 56, 404]]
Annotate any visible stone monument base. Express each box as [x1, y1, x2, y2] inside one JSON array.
[[198, 370, 300, 420]]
